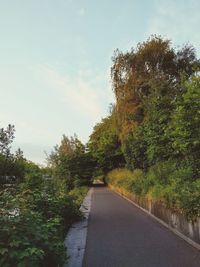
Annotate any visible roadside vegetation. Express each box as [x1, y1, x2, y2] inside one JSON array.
[[91, 36, 200, 221], [0, 127, 89, 266], [1, 35, 200, 266]]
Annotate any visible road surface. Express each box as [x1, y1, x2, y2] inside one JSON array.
[[83, 187, 200, 267]]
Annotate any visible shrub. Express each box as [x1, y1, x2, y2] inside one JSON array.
[[170, 76, 200, 177], [69, 186, 88, 207], [106, 164, 200, 220], [0, 176, 88, 266], [106, 168, 145, 193], [0, 208, 66, 267], [178, 179, 200, 220], [146, 161, 175, 185]]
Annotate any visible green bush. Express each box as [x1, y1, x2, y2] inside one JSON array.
[[170, 76, 200, 177], [0, 207, 66, 267], [106, 168, 145, 193], [178, 179, 200, 220], [123, 127, 148, 171], [69, 186, 88, 207], [106, 164, 200, 220], [0, 175, 88, 266], [146, 161, 175, 185]]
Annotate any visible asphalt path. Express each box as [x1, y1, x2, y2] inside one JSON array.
[[83, 187, 200, 267]]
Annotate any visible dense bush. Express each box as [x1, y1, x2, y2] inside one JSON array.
[[0, 127, 89, 266], [48, 135, 95, 189], [107, 163, 200, 220], [178, 179, 200, 219], [0, 174, 88, 266], [123, 126, 148, 171], [88, 116, 125, 175], [170, 76, 200, 177], [106, 168, 145, 193], [69, 186, 88, 207]]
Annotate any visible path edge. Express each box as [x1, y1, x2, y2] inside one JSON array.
[[110, 187, 200, 251], [64, 188, 93, 267]]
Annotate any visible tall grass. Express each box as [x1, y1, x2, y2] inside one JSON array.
[[106, 163, 200, 220]]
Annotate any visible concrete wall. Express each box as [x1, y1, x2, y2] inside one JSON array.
[[109, 185, 200, 249]]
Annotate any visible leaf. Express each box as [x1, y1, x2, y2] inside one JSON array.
[[10, 240, 21, 248], [0, 248, 8, 255]]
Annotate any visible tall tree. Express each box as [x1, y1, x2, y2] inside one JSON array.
[[170, 76, 200, 177], [111, 36, 200, 142], [48, 134, 95, 188], [0, 124, 15, 156], [88, 115, 125, 175]]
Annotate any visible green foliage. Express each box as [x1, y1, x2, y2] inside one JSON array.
[[0, 176, 88, 266], [0, 125, 27, 185], [69, 186, 88, 207], [146, 161, 175, 185], [123, 126, 148, 170], [88, 115, 125, 175], [170, 76, 200, 176], [0, 124, 15, 156], [48, 134, 95, 189], [105, 37, 200, 220], [178, 179, 200, 219], [106, 168, 145, 193], [141, 78, 176, 165], [0, 206, 66, 267], [147, 165, 200, 220], [111, 36, 199, 142], [107, 162, 200, 220], [1, 35, 200, 267], [0, 128, 88, 266]]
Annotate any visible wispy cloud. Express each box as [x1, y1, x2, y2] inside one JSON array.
[[146, 0, 200, 53], [37, 64, 113, 120], [77, 7, 85, 17]]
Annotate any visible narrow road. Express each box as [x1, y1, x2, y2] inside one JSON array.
[[83, 187, 200, 267]]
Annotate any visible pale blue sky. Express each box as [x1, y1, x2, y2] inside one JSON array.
[[0, 0, 199, 164]]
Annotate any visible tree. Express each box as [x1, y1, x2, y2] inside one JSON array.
[[0, 125, 27, 184], [0, 124, 15, 181], [123, 125, 148, 170], [111, 36, 200, 143], [48, 134, 95, 189], [88, 115, 125, 175], [170, 76, 200, 177], [0, 124, 15, 156], [141, 77, 176, 166]]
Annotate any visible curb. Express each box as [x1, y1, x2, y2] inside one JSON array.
[[64, 188, 93, 267], [111, 188, 200, 251]]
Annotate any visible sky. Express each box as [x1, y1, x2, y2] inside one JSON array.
[[0, 0, 200, 165]]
